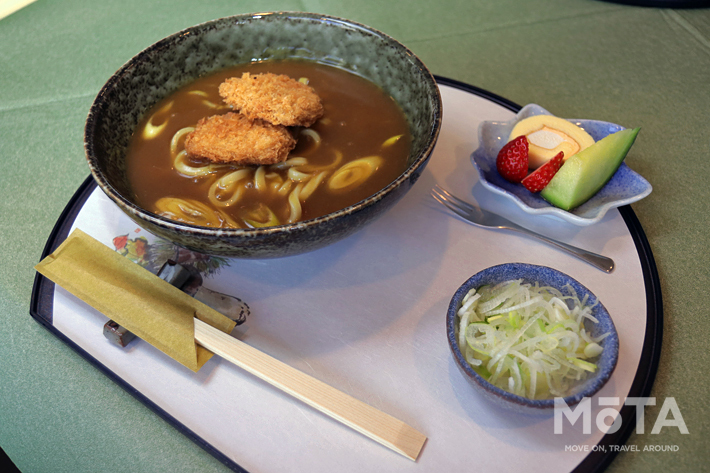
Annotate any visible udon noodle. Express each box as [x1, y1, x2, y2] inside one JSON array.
[[125, 60, 411, 229]]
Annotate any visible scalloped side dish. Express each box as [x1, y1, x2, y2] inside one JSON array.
[[496, 115, 641, 211]]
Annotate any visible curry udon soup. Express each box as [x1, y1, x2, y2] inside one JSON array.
[[125, 60, 412, 229]]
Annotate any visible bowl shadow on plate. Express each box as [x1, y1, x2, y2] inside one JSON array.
[[438, 263, 619, 450], [470, 177, 634, 260], [207, 168, 451, 358], [215, 168, 446, 288], [446, 359, 620, 452], [406, 293, 620, 453], [440, 141, 626, 253], [470, 179, 624, 242]]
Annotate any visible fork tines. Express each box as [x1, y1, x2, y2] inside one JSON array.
[[431, 186, 474, 221]]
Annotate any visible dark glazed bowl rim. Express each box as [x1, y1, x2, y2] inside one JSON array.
[[84, 11, 442, 239], [446, 263, 619, 409]]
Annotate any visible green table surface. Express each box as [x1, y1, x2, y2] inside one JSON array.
[[1, 1, 708, 472]]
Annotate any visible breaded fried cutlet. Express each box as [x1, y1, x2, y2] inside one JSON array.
[[219, 73, 324, 127], [184, 112, 296, 166]]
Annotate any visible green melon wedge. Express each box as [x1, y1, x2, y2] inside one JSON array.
[[540, 127, 640, 211]]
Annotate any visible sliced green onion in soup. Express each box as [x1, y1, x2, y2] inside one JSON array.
[[142, 101, 174, 140], [244, 204, 280, 228], [382, 134, 403, 147], [327, 156, 382, 193]]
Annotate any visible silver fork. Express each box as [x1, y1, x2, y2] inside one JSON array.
[[431, 186, 614, 273]]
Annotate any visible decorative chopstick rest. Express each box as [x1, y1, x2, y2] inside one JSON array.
[[102, 260, 250, 348], [102, 320, 136, 347]]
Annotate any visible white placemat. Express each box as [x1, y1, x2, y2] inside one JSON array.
[[51, 84, 647, 473]]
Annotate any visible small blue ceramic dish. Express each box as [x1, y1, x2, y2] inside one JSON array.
[[446, 263, 619, 412], [471, 104, 651, 226]]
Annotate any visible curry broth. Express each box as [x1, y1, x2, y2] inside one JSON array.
[[125, 60, 411, 227]]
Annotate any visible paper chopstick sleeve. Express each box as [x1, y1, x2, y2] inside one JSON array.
[[34, 228, 236, 371]]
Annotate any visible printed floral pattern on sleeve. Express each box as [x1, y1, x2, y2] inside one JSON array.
[[112, 230, 230, 276], [110, 228, 248, 325]]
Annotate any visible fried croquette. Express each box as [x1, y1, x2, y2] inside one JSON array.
[[184, 112, 296, 166], [219, 73, 324, 127]]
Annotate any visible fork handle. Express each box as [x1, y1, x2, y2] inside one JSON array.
[[508, 226, 615, 273]]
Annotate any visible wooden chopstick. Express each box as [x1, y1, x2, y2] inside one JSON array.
[[193, 318, 427, 461]]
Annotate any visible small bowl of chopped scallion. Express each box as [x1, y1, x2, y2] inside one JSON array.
[[446, 263, 619, 411]]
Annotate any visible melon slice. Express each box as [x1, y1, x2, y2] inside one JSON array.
[[540, 127, 640, 211]]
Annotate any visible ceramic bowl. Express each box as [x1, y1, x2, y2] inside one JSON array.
[[85, 12, 442, 258], [446, 263, 619, 411], [471, 104, 651, 226]]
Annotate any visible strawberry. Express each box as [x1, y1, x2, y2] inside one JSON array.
[[496, 135, 529, 183], [522, 151, 565, 193]]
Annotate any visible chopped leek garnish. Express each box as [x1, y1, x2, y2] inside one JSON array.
[[456, 279, 606, 399], [382, 134, 403, 147], [243, 204, 280, 228]]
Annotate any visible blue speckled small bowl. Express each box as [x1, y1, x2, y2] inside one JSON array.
[[446, 263, 619, 411], [471, 104, 651, 226], [85, 12, 442, 258]]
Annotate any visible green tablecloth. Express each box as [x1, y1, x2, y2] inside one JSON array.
[[1, 1, 708, 471]]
